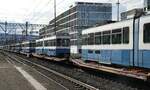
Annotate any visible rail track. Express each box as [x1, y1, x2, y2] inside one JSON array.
[[2, 51, 99, 90], [2, 51, 150, 90]]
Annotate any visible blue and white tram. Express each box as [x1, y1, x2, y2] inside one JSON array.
[[21, 41, 35, 55], [35, 35, 70, 57], [35, 39, 44, 55], [81, 15, 150, 69], [14, 43, 21, 53], [138, 15, 150, 68]]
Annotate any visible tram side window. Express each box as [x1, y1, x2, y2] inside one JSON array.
[[36, 41, 42, 47], [44, 40, 48, 46], [40, 42, 43, 47], [88, 33, 94, 45], [144, 23, 150, 43], [88, 50, 93, 53], [26, 44, 29, 47], [123, 27, 129, 44], [62, 39, 70, 47], [85, 35, 88, 45], [53, 40, 56, 46], [112, 29, 122, 44], [95, 50, 100, 54], [102, 31, 111, 44], [51, 40, 55, 46], [82, 34, 87, 45], [95, 32, 101, 45], [57, 39, 62, 46], [31, 42, 36, 47]]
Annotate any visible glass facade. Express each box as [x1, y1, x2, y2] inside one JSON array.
[[147, 0, 150, 11], [39, 2, 112, 53]]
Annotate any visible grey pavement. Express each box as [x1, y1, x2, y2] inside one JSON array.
[[0, 52, 67, 90]]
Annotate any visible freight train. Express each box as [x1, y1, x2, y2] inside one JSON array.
[[1, 14, 150, 69]]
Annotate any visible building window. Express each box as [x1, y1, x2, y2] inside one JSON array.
[[147, 0, 150, 11], [144, 23, 150, 43], [112, 29, 122, 44], [123, 27, 129, 44]]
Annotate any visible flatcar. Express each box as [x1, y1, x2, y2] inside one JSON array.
[[81, 15, 150, 69], [35, 34, 70, 57]]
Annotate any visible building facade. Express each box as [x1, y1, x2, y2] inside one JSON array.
[[144, 0, 150, 12], [39, 2, 112, 54], [121, 0, 150, 20], [121, 8, 144, 20]]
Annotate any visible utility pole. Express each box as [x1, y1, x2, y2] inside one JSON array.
[[116, 0, 120, 21], [4, 21, 7, 45], [25, 21, 28, 41], [54, 0, 56, 35]]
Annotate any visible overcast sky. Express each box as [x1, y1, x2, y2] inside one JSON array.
[[0, 0, 145, 24]]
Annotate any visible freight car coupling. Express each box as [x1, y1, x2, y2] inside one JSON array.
[[70, 59, 150, 81]]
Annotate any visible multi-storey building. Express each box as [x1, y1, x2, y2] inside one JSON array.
[[144, 0, 150, 12], [121, 0, 150, 20], [39, 2, 112, 54]]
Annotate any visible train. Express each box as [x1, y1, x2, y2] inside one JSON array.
[[1, 14, 150, 69], [35, 34, 70, 57], [1, 34, 70, 58], [82, 14, 150, 69]]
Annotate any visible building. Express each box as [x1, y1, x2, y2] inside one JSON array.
[[121, 8, 144, 20], [39, 2, 112, 54], [144, 0, 150, 12], [121, 0, 150, 20]]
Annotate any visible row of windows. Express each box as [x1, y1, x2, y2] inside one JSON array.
[[82, 27, 129, 45], [22, 44, 29, 47], [78, 12, 112, 20], [45, 40, 56, 46], [56, 39, 70, 47], [57, 13, 77, 25], [36, 39, 70, 47], [55, 7, 76, 21], [77, 5, 112, 12]]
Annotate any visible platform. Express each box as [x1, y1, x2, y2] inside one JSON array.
[[71, 59, 150, 81], [0, 52, 67, 90]]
